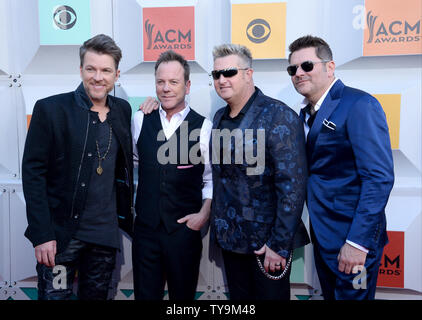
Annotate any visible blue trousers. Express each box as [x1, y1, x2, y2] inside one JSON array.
[[313, 242, 384, 300]]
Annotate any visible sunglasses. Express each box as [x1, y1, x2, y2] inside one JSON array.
[[286, 60, 330, 76], [211, 68, 249, 80]]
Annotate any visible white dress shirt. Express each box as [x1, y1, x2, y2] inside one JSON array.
[[298, 78, 368, 254], [132, 102, 213, 200]]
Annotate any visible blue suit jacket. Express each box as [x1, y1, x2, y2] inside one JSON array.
[[301, 80, 394, 256], [210, 88, 310, 257]]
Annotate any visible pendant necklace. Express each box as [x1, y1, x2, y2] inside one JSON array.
[[96, 123, 113, 175]]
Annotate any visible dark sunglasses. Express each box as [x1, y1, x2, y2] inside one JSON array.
[[286, 60, 330, 76], [211, 68, 249, 80]]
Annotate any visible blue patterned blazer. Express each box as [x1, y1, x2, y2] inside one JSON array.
[[210, 88, 310, 257]]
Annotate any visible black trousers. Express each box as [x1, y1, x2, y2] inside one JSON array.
[[36, 238, 116, 300], [221, 249, 291, 300], [132, 222, 202, 300]]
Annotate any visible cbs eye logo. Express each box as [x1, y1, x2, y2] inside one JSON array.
[[53, 5, 77, 30], [246, 19, 271, 44]]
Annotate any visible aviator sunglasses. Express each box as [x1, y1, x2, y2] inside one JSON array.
[[211, 67, 249, 80], [286, 60, 330, 76]]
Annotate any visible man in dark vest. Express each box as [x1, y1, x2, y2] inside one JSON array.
[[131, 50, 212, 300]]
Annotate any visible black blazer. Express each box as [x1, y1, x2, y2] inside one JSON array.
[[22, 83, 134, 253]]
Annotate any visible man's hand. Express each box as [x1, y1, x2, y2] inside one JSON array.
[[337, 242, 367, 274], [254, 244, 286, 273], [139, 97, 159, 114], [35, 240, 57, 267], [177, 199, 211, 231]]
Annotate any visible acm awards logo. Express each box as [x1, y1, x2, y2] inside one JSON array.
[[377, 230, 404, 288], [144, 19, 192, 51], [366, 10, 420, 44], [53, 5, 77, 30], [379, 252, 401, 276], [246, 19, 271, 44], [353, 253, 403, 290]]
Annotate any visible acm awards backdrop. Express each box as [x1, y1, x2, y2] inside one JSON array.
[[0, 0, 421, 300], [364, 0, 421, 56], [142, 6, 195, 61]]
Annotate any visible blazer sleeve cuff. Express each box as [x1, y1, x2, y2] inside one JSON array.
[[346, 239, 369, 253], [265, 240, 290, 258]]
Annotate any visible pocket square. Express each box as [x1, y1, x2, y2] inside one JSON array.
[[323, 119, 336, 130], [177, 165, 194, 169]]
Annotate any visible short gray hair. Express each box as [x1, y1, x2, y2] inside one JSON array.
[[212, 44, 253, 68]]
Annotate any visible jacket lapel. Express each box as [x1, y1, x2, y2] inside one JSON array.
[[107, 99, 130, 156], [299, 107, 306, 123], [307, 79, 344, 156], [210, 108, 225, 174], [210, 88, 264, 173], [238, 88, 264, 131]]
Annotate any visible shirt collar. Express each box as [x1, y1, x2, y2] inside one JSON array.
[[223, 87, 258, 119], [159, 100, 190, 121], [299, 78, 338, 112]]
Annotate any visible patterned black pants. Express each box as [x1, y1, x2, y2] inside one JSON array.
[[36, 238, 116, 300]]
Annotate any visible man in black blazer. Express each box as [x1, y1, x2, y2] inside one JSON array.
[[22, 34, 134, 300], [209, 44, 309, 300]]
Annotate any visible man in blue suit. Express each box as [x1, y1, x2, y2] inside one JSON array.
[[287, 35, 394, 299], [210, 44, 309, 300]]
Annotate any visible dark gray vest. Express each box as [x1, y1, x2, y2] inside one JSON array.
[[135, 109, 205, 233]]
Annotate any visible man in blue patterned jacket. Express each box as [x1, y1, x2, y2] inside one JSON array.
[[209, 44, 310, 300]]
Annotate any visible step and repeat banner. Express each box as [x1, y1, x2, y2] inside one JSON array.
[[0, 0, 421, 300]]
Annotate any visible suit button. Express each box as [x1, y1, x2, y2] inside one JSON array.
[[74, 215, 79, 219], [92, 120, 97, 124], [87, 152, 92, 157], [81, 182, 86, 187]]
